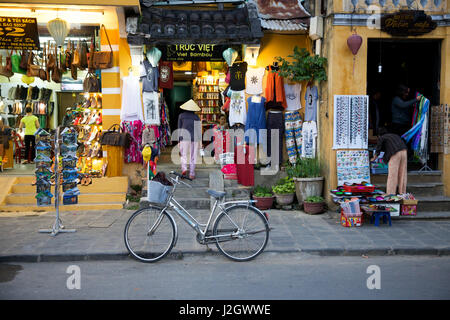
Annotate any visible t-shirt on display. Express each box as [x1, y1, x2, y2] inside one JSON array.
[[229, 90, 247, 127], [246, 67, 265, 95], [140, 60, 159, 93], [284, 82, 302, 111], [229, 62, 248, 91], [305, 85, 318, 122]]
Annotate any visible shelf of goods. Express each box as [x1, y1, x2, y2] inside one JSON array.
[[72, 92, 104, 177], [194, 75, 222, 124]]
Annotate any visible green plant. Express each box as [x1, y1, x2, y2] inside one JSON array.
[[305, 196, 324, 203], [272, 177, 295, 194], [286, 157, 321, 178], [275, 46, 328, 83], [253, 185, 273, 198]]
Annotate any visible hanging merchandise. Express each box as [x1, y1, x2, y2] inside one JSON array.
[[91, 24, 113, 70], [265, 64, 287, 110], [245, 95, 266, 145], [146, 47, 162, 67], [234, 144, 255, 187], [284, 81, 302, 111], [222, 48, 238, 67], [347, 30, 363, 75], [159, 61, 174, 89], [266, 111, 284, 166], [228, 90, 246, 127], [304, 85, 318, 121], [301, 121, 318, 159], [229, 61, 247, 91], [121, 120, 144, 164], [246, 67, 265, 95], [34, 129, 53, 206], [143, 91, 160, 126], [333, 95, 369, 149], [120, 74, 144, 122], [284, 110, 303, 164], [61, 127, 80, 205]]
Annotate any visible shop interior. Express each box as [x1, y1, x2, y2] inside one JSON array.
[[366, 38, 442, 171], [0, 24, 105, 177]]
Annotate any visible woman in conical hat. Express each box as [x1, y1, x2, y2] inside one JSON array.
[[178, 99, 201, 179]]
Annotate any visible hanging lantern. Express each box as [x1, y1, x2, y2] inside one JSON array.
[[347, 31, 363, 75], [146, 47, 162, 67], [347, 32, 363, 56], [47, 18, 70, 47], [222, 48, 238, 66]]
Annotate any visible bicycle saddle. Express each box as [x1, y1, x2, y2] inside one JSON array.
[[207, 189, 226, 199]]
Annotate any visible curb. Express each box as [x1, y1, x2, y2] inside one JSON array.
[[1, 247, 449, 263]]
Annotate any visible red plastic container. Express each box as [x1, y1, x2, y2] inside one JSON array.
[[343, 185, 375, 194]]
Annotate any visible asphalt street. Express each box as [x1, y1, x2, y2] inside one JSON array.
[[1, 253, 449, 300]]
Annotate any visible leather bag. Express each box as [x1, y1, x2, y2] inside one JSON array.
[[79, 40, 89, 70], [27, 52, 40, 77], [65, 40, 73, 69], [92, 24, 113, 70], [0, 52, 14, 79], [72, 41, 81, 68], [51, 45, 61, 83], [83, 72, 99, 92], [99, 124, 132, 148], [20, 50, 32, 70]]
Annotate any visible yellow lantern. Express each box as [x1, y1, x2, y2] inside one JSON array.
[[22, 75, 35, 85]]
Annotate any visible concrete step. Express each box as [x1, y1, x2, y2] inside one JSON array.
[[391, 211, 450, 220], [416, 196, 450, 212], [371, 171, 442, 184], [376, 182, 444, 197], [5, 192, 126, 205], [0, 202, 124, 212]]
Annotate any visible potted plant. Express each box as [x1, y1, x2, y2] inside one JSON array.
[[272, 176, 296, 206], [286, 157, 324, 209], [275, 46, 328, 83], [303, 196, 325, 215], [252, 185, 274, 210]]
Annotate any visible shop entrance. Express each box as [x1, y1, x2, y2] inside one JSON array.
[[367, 39, 441, 170]]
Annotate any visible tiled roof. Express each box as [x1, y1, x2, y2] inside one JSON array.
[[249, 0, 311, 31]]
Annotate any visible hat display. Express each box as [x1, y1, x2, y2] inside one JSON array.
[[180, 99, 201, 112]]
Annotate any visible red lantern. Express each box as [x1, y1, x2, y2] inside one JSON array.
[[347, 32, 363, 55]]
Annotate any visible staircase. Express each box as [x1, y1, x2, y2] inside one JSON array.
[[0, 176, 128, 212], [371, 171, 450, 212]]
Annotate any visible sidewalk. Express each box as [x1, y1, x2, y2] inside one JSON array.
[[1, 208, 450, 263]]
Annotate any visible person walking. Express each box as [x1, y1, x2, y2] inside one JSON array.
[[390, 85, 421, 136], [19, 105, 39, 164], [371, 127, 408, 195], [177, 99, 201, 180]]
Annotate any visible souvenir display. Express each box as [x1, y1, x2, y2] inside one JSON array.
[[61, 127, 80, 205], [34, 129, 53, 206], [336, 150, 370, 186], [333, 95, 369, 150]]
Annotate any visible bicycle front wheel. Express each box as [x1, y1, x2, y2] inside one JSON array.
[[213, 205, 269, 262], [124, 206, 176, 263]]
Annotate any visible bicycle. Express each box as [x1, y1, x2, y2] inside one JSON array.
[[124, 171, 271, 262]]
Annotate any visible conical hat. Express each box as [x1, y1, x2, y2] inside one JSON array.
[[180, 99, 200, 112]]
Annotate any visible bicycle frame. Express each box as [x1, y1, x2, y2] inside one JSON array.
[[149, 175, 258, 246]]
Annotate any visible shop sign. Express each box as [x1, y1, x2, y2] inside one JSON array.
[[381, 10, 437, 37], [161, 44, 228, 61], [0, 17, 40, 50]]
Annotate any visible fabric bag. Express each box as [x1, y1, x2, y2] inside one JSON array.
[[0, 52, 14, 79], [92, 24, 113, 70], [99, 124, 132, 148], [11, 51, 26, 74], [83, 72, 99, 92]]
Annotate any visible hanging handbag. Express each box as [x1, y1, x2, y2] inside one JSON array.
[[72, 40, 81, 68], [79, 40, 89, 70], [11, 51, 26, 75], [92, 24, 114, 70], [51, 45, 62, 83], [27, 49, 40, 77], [39, 44, 48, 82], [0, 51, 14, 80], [88, 38, 95, 71], [65, 40, 72, 69], [83, 72, 99, 92], [99, 124, 132, 148], [20, 50, 32, 70]]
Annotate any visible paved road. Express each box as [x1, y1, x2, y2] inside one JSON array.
[[1, 253, 449, 300]]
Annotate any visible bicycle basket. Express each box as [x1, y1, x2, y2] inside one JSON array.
[[148, 180, 173, 206]]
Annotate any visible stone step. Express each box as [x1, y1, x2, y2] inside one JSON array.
[[416, 196, 450, 212], [371, 171, 442, 184], [0, 202, 124, 212], [376, 182, 444, 197]]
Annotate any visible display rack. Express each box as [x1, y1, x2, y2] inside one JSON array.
[[194, 74, 222, 125]]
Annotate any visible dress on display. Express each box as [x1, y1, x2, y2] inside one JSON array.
[[121, 74, 144, 122]]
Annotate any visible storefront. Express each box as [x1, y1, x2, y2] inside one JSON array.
[[314, 0, 450, 204]]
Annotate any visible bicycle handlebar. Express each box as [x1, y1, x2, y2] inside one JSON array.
[[170, 171, 192, 181]]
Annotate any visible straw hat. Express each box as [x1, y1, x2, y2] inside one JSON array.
[[180, 99, 200, 112]]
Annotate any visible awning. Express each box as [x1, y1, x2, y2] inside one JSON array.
[[126, 2, 263, 45]]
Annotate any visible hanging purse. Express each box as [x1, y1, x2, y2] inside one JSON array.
[[99, 124, 131, 148], [65, 40, 72, 69], [79, 40, 89, 70], [51, 45, 62, 83], [92, 24, 113, 70], [0, 51, 14, 80], [20, 50, 32, 70], [39, 44, 48, 82], [88, 38, 95, 71], [11, 50, 26, 75], [83, 72, 99, 92], [72, 40, 81, 68]]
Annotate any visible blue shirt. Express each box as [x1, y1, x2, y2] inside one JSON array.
[[178, 111, 202, 142]]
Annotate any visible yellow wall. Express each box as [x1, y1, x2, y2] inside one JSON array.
[[320, 22, 450, 200]]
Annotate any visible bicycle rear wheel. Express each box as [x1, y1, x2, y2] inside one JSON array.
[[213, 205, 269, 261], [124, 206, 176, 263]]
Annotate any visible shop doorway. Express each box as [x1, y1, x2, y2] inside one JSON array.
[[367, 39, 441, 170]]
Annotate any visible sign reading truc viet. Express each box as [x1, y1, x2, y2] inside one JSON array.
[[161, 44, 227, 61], [0, 17, 40, 50]]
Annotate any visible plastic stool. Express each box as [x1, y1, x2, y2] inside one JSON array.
[[370, 211, 392, 227]]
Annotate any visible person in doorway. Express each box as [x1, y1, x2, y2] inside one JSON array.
[[177, 99, 201, 180], [371, 127, 408, 195], [390, 85, 421, 136], [369, 88, 382, 136], [19, 105, 40, 164]]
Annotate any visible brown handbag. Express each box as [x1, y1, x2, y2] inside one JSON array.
[[20, 50, 32, 70], [79, 40, 88, 70], [0, 53, 14, 80], [51, 46, 62, 83], [83, 72, 99, 92], [27, 51, 41, 77], [92, 24, 113, 70], [72, 40, 81, 68], [65, 40, 72, 69]]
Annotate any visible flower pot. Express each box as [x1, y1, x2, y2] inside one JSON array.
[[303, 201, 325, 214], [253, 196, 274, 210], [274, 193, 295, 206], [293, 177, 324, 208]]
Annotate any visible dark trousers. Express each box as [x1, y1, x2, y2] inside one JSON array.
[[267, 111, 284, 165], [24, 135, 35, 162]]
